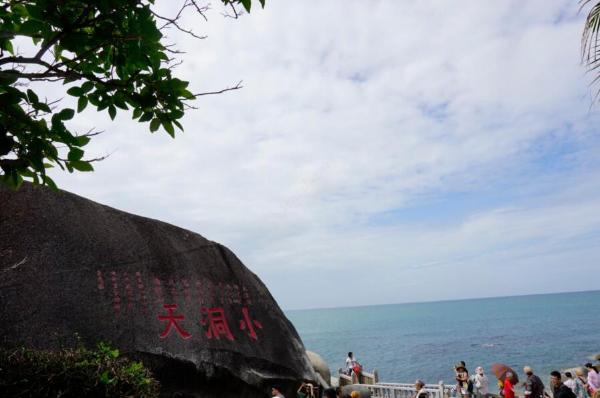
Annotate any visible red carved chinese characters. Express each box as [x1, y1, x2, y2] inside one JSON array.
[[110, 271, 121, 313], [123, 272, 133, 311], [158, 304, 191, 339], [239, 307, 263, 340], [153, 278, 163, 304], [95, 271, 267, 342], [200, 307, 234, 340], [135, 271, 148, 312], [96, 270, 105, 291]]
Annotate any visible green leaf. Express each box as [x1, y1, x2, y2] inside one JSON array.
[[63, 75, 79, 84], [70, 160, 94, 172], [36, 102, 51, 113], [100, 371, 111, 385], [2, 41, 14, 56], [58, 108, 75, 121], [81, 81, 94, 93], [139, 112, 153, 122], [8, 172, 24, 190], [181, 89, 195, 100], [132, 108, 142, 119], [68, 148, 84, 162], [75, 136, 91, 146], [149, 118, 160, 132], [26, 89, 39, 104], [42, 175, 58, 190], [241, 0, 251, 12], [67, 87, 84, 97], [77, 97, 88, 113], [19, 20, 44, 37], [162, 120, 175, 137], [108, 105, 116, 120], [0, 72, 19, 85], [12, 4, 29, 17], [173, 120, 184, 131]]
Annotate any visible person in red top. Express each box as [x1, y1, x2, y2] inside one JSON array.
[[503, 373, 515, 398]]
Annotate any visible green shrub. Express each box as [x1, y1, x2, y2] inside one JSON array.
[[0, 342, 159, 397]]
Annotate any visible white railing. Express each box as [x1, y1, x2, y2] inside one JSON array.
[[338, 368, 380, 386], [366, 382, 452, 398]]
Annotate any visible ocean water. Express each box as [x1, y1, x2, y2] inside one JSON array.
[[286, 290, 600, 385]]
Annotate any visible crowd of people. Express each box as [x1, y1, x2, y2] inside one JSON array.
[[270, 357, 600, 398], [443, 361, 600, 398]]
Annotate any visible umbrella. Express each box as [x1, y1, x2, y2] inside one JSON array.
[[491, 363, 519, 384]]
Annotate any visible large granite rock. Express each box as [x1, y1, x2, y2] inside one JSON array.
[[0, 183, 315, 397], [306, 350, 331, 387]]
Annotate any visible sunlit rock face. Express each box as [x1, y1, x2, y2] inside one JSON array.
[[0, 183, 315, 397]]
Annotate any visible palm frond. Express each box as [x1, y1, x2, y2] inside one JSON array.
[[581, 1, 600, 102]]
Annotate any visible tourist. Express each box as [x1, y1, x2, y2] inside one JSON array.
[[412, 379, 429, 398], [575, 368, 590, 398], [502, 372, 515, 398], [524, 366, 545, 398], [566, 373, 578, 393], [586, 363, 600, 395], [455, 361, 472, 398], [297, 382, 315, 398], [474, 366, 489, 398], [346, 352, 358, 375], [272, 386, 286, 398], [545, 371, 576, 398], [323, 387, 337, 398]]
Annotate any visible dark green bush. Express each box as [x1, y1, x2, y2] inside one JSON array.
[[0, 342, 159, 397]]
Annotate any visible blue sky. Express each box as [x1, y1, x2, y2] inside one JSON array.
[[43, 0, 600, 309]]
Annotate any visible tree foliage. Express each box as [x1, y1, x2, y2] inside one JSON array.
[[582, 1, 600, 101], [0, 0, 264, 189], [0, 342, 159, 397]]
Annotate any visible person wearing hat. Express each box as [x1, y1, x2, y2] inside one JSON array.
[[412, 380, 429, 398], [455, 362, 472, 398], [524, 366, 545, 398]]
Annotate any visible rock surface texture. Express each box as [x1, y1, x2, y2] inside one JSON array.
[[306, 350, 331, 387], [0, 183, 315, 397]]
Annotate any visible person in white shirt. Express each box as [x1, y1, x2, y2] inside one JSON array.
[[474, 366, 489, 398], [564, 372, 577, 393], [345, 352, 357, 375]]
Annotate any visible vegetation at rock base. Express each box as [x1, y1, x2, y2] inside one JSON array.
[[0, 342, 159, 397], [0, 0, 265, 190]]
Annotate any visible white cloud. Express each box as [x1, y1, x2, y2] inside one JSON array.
[[44, 0, 600, 309]]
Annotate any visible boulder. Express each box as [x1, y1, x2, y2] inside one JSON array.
[[307, 350, 331, 387], [0, 183, 316, 397]]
